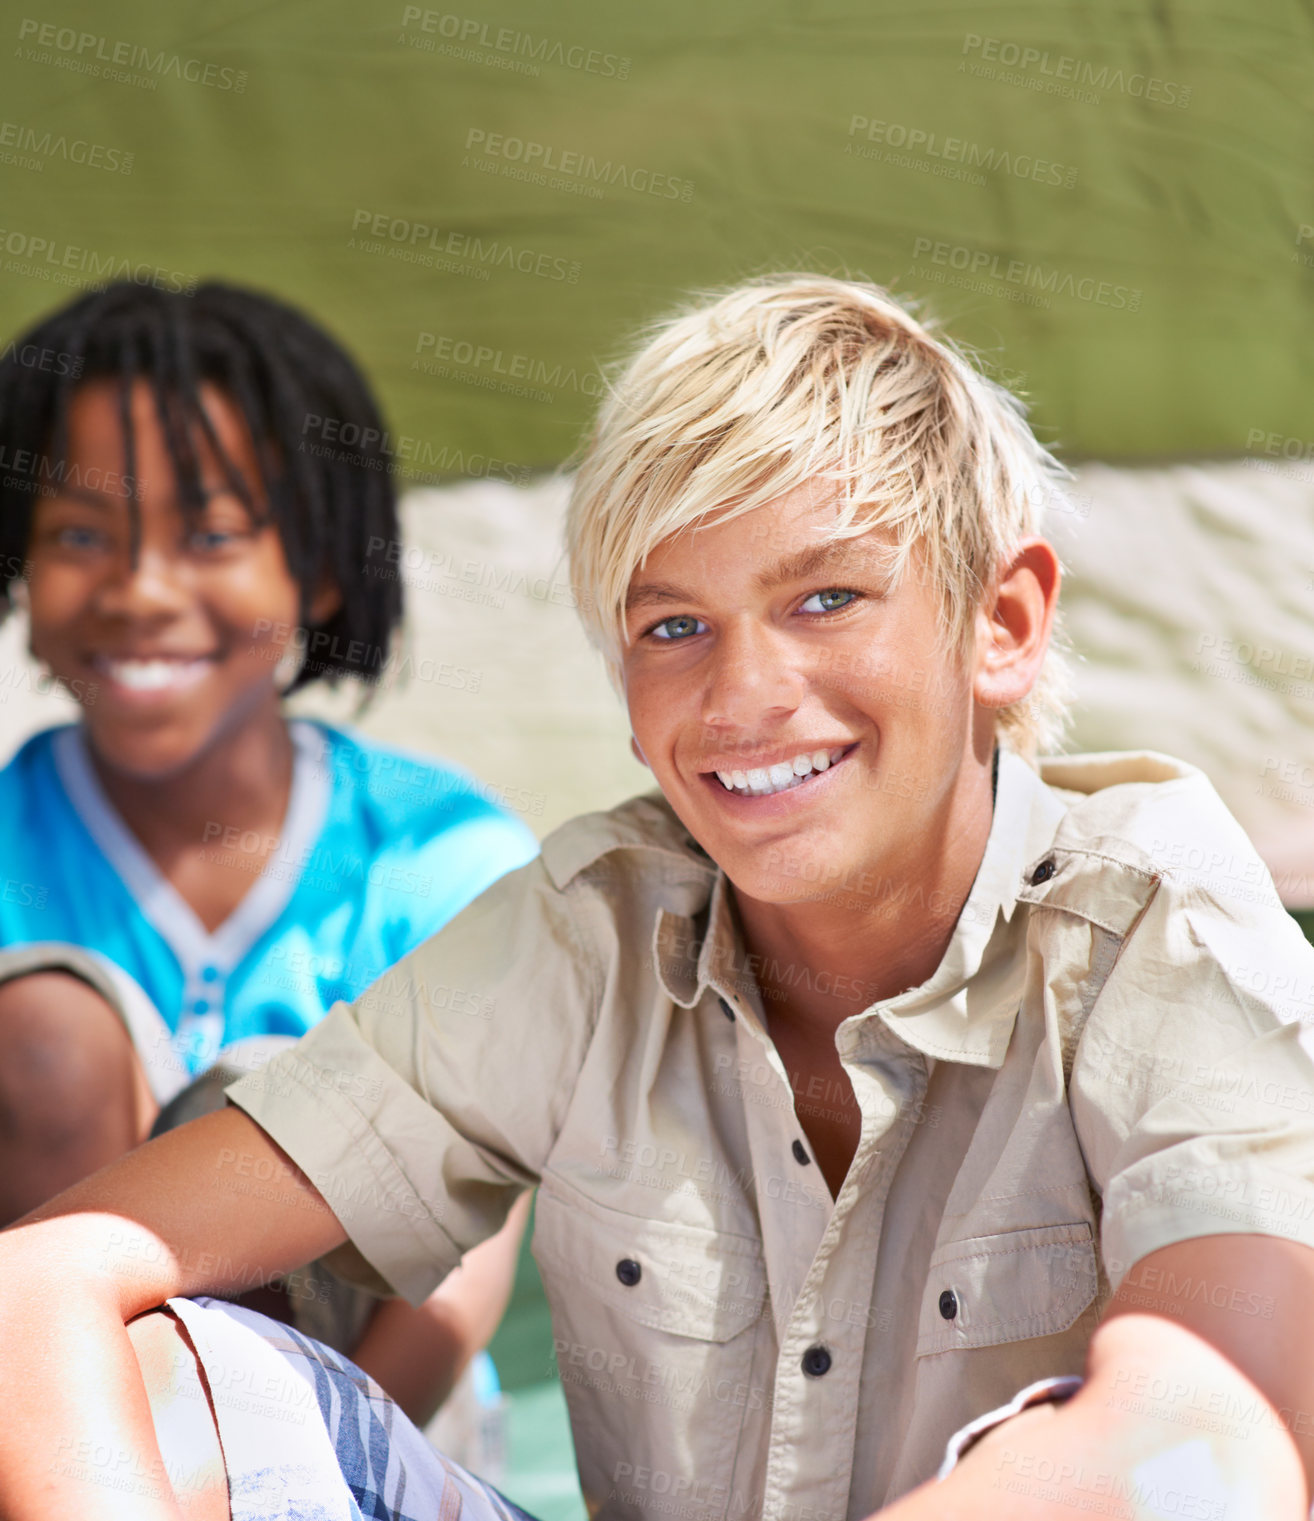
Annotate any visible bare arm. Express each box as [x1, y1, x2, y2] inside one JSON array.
[[877, 1234, 1314, 1519], [0, 1106, 345, 1521], [352, 1191, 532, 1426]]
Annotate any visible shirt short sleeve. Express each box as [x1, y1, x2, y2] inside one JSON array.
[[1070, 859, 1314, 1287], [225, 852, 604, 1304]]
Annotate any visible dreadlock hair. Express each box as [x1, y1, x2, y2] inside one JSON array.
[[0, 280, 402, 692]]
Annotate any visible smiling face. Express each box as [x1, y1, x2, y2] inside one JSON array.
[[621, 483, 1013, 911], [25, 378, 330, 781]]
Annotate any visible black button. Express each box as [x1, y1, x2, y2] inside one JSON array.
[[938, 1289, 958, 1320], [1029, 858, 1056, 886], [801, 1344, 832, 1378], [791, 1139, 811, 1166], [718, 997, 736, 1023], [616, 1258, 641, 1287]]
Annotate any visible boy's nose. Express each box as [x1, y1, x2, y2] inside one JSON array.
[[699, 620, 806, 730], [92, 546, 192, 619]]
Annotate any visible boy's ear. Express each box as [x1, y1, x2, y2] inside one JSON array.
[[308, 577, 342, 626], [972, 537, 1061, 710]]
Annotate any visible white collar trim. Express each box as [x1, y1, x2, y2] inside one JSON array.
[[53, 720, 331, 981]]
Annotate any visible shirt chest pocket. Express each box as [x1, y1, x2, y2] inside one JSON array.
[[915, 1221, 1099, 1359], [534, 1177, 768, 1520]]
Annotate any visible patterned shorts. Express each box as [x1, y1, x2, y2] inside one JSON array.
[[168, 1297, 538, 1521]]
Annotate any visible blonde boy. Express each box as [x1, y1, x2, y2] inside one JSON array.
[[4, 276, 1314, 1521]]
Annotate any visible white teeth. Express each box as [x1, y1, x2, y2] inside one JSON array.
[[712, 746, 851, 798], [98, 658, 209, 692]]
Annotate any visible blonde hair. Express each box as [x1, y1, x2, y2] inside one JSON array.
[[565, 274, 1071, 757]]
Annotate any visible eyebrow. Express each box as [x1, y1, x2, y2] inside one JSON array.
[[751, 538, 882, 593], [625, 579, 695, 612]]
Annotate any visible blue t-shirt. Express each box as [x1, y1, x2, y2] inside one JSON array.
[[0, 720, 538, 1098]]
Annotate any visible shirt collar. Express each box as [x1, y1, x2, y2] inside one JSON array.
[[870, 749, 1066, 1067], [651, 868, 742, 1011], [652, 749, 1068, 1068]]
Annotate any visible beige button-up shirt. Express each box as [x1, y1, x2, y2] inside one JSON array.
[[229, 749, 1314, 1520]]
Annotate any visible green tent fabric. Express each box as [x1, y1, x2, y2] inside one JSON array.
[[2, 1, 1311, 474]]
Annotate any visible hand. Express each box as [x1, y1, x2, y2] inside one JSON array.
[[874, 1316, 1308, 1519]]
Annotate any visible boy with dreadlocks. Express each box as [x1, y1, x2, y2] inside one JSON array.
[[0, 279, 536, 1420]]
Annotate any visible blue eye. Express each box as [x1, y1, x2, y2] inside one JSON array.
[[800, 588, 857, 614], [650, 614, 707, 641]]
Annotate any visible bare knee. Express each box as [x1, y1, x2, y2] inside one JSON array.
[[0, 970, 155, 1222], [127, 1309, 230, 1521]]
